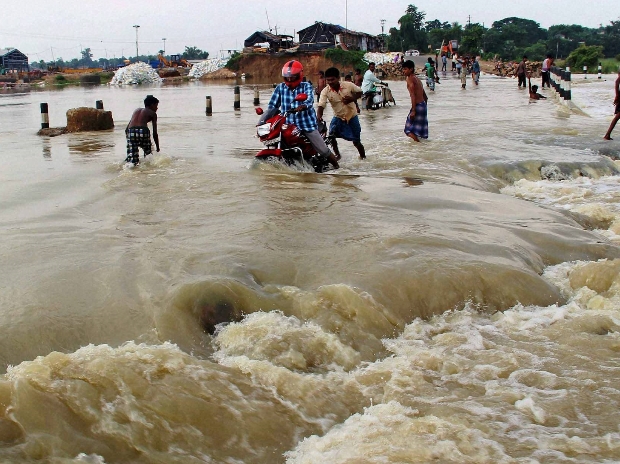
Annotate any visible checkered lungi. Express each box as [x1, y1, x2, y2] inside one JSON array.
[[125, 126, 152, 164], [404, 102, 428, 139]]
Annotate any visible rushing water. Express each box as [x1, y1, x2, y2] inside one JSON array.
[[0, 72, 619, 463]]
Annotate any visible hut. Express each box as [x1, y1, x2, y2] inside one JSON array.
[[297, 22, 381, 52], [243, 31, 294, 52], [0, 48, 29, 73]]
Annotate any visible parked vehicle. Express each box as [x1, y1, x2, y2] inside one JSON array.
[[405, 50, 420, 57]]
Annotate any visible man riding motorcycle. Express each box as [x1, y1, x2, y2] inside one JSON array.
[[361, 62, 388, 110], [258, 60, 339, 169]]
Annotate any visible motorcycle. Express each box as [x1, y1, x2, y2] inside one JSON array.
[[254, 93, 332, 173], [362, 82, 396, 110]]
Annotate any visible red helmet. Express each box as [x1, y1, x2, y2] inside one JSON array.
[[282, 60, 303, 88]]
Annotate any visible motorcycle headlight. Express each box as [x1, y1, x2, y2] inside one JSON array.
[[256, 123, 271, 137]]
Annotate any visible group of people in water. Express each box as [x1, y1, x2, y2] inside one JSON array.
[[124, 57, 620, 167]]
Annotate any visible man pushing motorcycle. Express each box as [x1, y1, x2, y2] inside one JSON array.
[[259, 60, 339, 169], [361, 62, 388, 110]]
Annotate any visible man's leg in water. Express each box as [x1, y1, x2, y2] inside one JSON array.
[[353, 141, 366, 159], [329, 136, 341, 160], [604, 113, 620, 140], [304, 130, 339, 168]]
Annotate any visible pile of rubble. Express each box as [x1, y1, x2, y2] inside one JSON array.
[[110, 63, 163, 85], [376, 61, 405, 79], [363, 52, 401, 65], [188, 58, 230, 79], [492, 60, 542, 77]]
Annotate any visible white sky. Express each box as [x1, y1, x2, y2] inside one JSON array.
[[3, 0, 618, 62]]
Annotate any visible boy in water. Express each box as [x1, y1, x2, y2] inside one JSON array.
[[125, 95, 160, 165], [528, 75, 547, 100], [402, 60, 428, 142], [424, 57, 438, 91]]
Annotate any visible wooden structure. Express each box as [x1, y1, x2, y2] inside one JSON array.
[[0, 48, 29, 73], [297, 22, 381, 52], [243, 31, 294, 52]]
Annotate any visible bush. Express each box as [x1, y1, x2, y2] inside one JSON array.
[[324, 49, 368, 73], [616, 54, 620, 62], [54, 74, 67, 82], [225, 52, 242, 72], [566, 45, 604, 71]]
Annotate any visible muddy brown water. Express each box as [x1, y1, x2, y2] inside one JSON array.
[[0, 74, 619, 463]]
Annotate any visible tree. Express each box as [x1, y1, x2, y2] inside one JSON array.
[[405, 4, 426, 29], [182, 46, 209, 60], [461, 23, 486, 54], [425, 19, 443, 32], [601, 20, 620, 57], [398, 4, 428, 51], [566, 45, 604, 69]]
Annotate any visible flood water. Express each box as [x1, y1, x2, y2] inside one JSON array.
[[1, 72, 620, 463]]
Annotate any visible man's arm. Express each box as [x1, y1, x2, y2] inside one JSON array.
[[407, 78, 417, 111], [151, 114, 160, 151], [267, 85, 282, 110], [316, 87, 328, 120], [615, 77, 620, 104]]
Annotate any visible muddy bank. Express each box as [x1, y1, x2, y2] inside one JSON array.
[[210, 53, 355, 82]]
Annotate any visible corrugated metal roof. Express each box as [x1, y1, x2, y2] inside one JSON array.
[[0, 48, 17, 57]]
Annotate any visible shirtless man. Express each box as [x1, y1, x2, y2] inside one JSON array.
[[353, 68, 363, 87], [316, 71, 326, 103], [402, 60, 428, 142], [125, 95, 160, 165], [603, 68, 620, 140]]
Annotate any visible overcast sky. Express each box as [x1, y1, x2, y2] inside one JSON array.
[[3, 0, 618, 62]]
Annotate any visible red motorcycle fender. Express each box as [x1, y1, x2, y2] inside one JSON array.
[[256, 148, 283, 158]]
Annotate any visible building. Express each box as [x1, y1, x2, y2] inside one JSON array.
[[297, 22, 381, 52], [0, 48, 29, 73], [243, 31, 294, 52]]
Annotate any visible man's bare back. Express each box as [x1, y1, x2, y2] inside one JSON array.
[[128, 107, 157, 129]]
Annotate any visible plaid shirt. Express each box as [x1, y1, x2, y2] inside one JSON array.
[[268, 82, 318, 132]]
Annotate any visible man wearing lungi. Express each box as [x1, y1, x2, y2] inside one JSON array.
[[317, 67, 366, 160], [402, 60, 428, 142], [125, 95, 160, 165]]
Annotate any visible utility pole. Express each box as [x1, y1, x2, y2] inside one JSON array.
[[467, 15, 471, 28], [162, 38, 166, 55], [380, 19, 386, 52], [133, 25, 140, 61]]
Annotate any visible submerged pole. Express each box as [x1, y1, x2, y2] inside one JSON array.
[[205, 96, 212, 115], [40, 103, 49, 129], [234, 86, 240, 110]]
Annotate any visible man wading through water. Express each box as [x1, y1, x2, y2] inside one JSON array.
[[125, 95, 160, 165], [317, 67, 366, 160], [402, 60, 428, 142]]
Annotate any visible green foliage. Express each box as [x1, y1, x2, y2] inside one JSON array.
[[600, 58, 620, 73], [460, 23, 485, 54], [225, 52, 242, 71], [566, 45, 604, 70], [54, 74, 66, 82], [182, 46, 209, 60], [522, 41, 548, 61], [601, 20, 620, 57], [324, 49, 367, 72], [616, 54, 620, 62]]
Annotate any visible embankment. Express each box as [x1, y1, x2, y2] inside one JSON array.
[[223, 52, 359, 82]]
